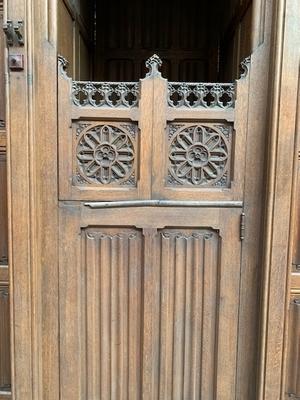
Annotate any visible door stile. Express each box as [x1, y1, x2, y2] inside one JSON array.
[[232, 59, 251, 198], [214, 211, 242, 400], [141, 227, 160, 400], [137, 75, 155, 200], [151, 67, 168, 200], [58, 56, 73, 200], [59, 203, 87, 400]]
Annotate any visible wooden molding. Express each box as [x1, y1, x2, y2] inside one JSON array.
[[257, 0, 300, 398], [6, 0, 59, 399]]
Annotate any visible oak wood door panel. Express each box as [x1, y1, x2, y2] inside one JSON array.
[[59, 205, 241, 400], [151, 66, 250, 202], [58, 60, 152, 201], [58, 56, 250, 203]]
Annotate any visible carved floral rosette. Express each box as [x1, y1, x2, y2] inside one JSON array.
[[75, 123, 137, 186], [167, 124, 232, 187]]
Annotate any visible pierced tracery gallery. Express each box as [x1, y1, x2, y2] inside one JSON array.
[[0, 0, 299, 399]]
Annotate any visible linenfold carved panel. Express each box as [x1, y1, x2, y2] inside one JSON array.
[[72, 81, 139, 108], [75, 122, 137, 186], [286, 299, 300, 397], [0, 284, 11, 392], [83, 227, 143, 399], [168, 82, 235, 108], [73, 226, 219, 399], [167, 123, 232, 187], [157, 228, 219, 398]]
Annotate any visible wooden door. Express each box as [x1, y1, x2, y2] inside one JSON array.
[[57, 54, 249, 399]]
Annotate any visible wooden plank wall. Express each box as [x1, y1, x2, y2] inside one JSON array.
[[220, 0, 253, 80], [57, 0, 93, 80], [0, 2, 11, 399]]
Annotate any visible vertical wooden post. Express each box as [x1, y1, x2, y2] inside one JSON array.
[[258, 0, 300, 399], [6, 0, 59, 399]]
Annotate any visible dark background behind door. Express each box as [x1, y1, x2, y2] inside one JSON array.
[[58, 0, 253, 82]]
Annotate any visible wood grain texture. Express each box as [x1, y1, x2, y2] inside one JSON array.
[[157, 229, 219, 399], [58, 65, 152, 201], [236, 1, 274, 398], [57, 0, 92, 80], [0, 153, 8, 265], [60, 205, 241, 399], [0, 284, 10, 393], [0, 4, 5, 127], [258, 0, 300, 399], [6, 1, 299, 399], [7, 0, 59, 399], [286, 298, 300, 398]]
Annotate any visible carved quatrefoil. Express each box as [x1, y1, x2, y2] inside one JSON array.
[[76, 124, 136, 185], [168, 124, 231, 187]]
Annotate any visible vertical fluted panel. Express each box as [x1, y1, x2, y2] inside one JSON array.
[[158, 229, 219, 399], [84, 228, 143, 400], [0, 285, 10, 391], [286, 299, 300, 397], [80, 227, 219, 399]]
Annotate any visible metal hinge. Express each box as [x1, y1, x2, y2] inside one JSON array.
[[3, 20, 24, 46], [240, 212, 245, 241]]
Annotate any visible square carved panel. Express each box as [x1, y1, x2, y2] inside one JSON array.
[[73, 121, 138, 188], [166, 123, 233, 188]]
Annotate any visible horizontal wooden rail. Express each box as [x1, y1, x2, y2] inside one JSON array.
[[71, 105, 139, 121], [84, 200, 243, 209], [166, 108, 235, 122]]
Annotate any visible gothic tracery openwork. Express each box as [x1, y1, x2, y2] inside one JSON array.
[[168, 82, 235, 108], [168, 124, 231, 187], [72, 81, 140, 108], [76, 124, 136, 185]]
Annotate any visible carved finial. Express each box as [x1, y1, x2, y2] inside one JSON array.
[[239, 56, 251, 79], [58, 55, 69, 77], [145, 54, 162, 77]]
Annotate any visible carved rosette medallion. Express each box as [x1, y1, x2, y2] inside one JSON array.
[[76, 124, 136, 185], [168, 124, 231, 187]]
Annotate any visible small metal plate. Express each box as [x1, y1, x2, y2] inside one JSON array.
[[8, 54, 24, 71]]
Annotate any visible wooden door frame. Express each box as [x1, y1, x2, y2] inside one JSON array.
[[4, 0, 299, 399], [257, 0, 300, 398], [5, 0, 59, 399]]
